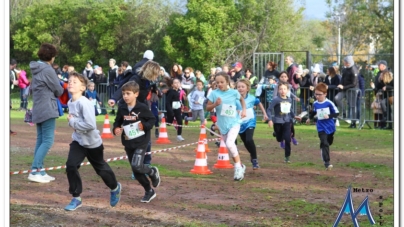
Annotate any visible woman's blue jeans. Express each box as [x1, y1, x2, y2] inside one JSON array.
[[20, 88, 28, 109], [31, 118, 56, 174]]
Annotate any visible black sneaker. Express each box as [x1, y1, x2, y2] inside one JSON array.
[[140, 189, 156, 203], [149, 167, 161, 188], [155, 128, 159, 138], [215, 141, 220, 147], [210, 124, 215, 136]]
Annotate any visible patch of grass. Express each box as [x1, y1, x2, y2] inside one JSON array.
[[344, 162, 393, 180], [251, 187, 281, 194], [153, 164, 216, 179]]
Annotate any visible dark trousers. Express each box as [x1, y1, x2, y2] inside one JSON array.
[[66, 141, 118, 197], [290, 120, 295, 137], [144, 141, 152, 164], [318, 131, 334, 164], [239, 128, 257, 160], [274, 122, 291, 158], [166, 109, 183, 135], [125, 143, 153, 192]]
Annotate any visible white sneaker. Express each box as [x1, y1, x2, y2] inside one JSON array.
[[176, 135, 185, 141], [234, 164, 246, 181], [28, 173, 51, 183], [335, 119, 340, 127], [43, 174, 55, 181], [345, 119, 351, 124]]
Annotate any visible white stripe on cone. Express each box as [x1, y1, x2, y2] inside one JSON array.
[[194, 158, 208, 166], [159, 132, 168, 137]]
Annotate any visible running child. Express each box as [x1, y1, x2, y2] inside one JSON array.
[[85, 81, 102, 116], [267, 81, 301, 163], [113, 81, 161, 203], [237, 78, 268, 170], [273, 71, 300, 147], [306, 82, 339, 170], [165, 78, 185, 141], [185, 80, 206, 125], [64, 72, 121, 211], [206, 72, 247, 181]]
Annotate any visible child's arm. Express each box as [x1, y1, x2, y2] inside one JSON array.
[[68, 101, 97, 131], [239, 96, 247, 119], [113, 107, 124, 135], [138, 107, 156, 132], [257, 102, 268, 121], [266, 98, 277, 127]]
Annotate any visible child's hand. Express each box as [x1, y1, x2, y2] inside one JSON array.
[[67, 114, 74, 121], [322, 114, 329, 119], [215, 97, 222, 106], [306, 118, 311, 125], [89, 97, 93, 100], [240, 109, 247, 119], [99, 101, 102, 105], [268, 120, 273, 128], [295, 97, 300, 102], [295, 116, 302, 121], [114, 127, 123, 136], [138, 122, 144, 131], [263, 115, 268, 121]]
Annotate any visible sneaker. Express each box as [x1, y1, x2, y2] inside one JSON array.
[[252, 159, 260, 170], [141, 189, 156, 203], [234, 164, 246, 181], [335, 119, 340, 127], [110, 182, 122, 207], [280, 141, 285, 149], [149, 167, 161, 188], [28, 173, 50, 183], [64, 197, 82, 211], [272, 131, 276, 137], [131, 173, 135, 180], [155, 128, 159, 138], [291, 137, 298, 145], [10, 130, 17, 136], [43, 173, 56, 181], [176, 135, 185, 141], [210, 124, 215, 136], [215, 141, 220, 147], [326, 164, 333, 171], [345, 119, 352, 124], [284, 157, 291, 164]]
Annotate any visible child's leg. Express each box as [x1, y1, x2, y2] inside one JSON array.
[[290, 119, 295, 137], [318, 131, 331, 167], [198, 109, 205, 125], [125, 145, 153, 192], [238, 128, 257, 161], [222, 125, 241, 164], [273, 123, 283, 142], [188, 110, 199, 122], [66, 141, 92, 197], [282, 122, 292, 158], [174, 109, 183, 135], [86, 144, 118, 191]]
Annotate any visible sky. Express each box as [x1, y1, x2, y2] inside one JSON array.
[[298, 0, 329, 20]]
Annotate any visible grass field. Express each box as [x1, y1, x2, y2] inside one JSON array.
[[9, 94, 395, 227]]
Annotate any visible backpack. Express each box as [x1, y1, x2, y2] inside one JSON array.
[[24, 109, 33, 123]]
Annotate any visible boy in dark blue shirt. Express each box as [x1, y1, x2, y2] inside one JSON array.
[[306, 83, 339, 170]]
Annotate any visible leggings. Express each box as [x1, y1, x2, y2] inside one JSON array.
[[222, 124, 241, 158], [274, 122, 291, 158], [239, 128, 257, 160], [166, 108, 183, 135]]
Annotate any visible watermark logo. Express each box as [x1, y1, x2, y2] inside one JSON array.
[[333, 185, 376, 227]]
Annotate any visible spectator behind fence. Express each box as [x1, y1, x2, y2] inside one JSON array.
[[17, 68, 30, 111], [371, 92, 384, 129], [82, 60, 94, 80], [324, 66, 341, 103], [334, 55, 359, 125], [170, 63, 183, 82], [181, 67, 195, 92], [350, 67, 365, 128], [285, 56, 299, 89], [85, 81, 102, 116], [370, 68, 393, 130], [28, 43, 64, 183], [242, 68, 258, 95], [293, 66, 310, 112], [108, 58, 119, 115]]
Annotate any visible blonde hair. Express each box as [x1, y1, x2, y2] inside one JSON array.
[[87, 81, 95, 87], [237, 78, 251, 91], [140, 61, 160, 81], [380, 71, 393, 84]]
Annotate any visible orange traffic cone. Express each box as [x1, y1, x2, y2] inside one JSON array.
[[156, 117, 171, 144], [101, 114, 114, 139], [194, 124, 211, 153], [213, 137, 233, 169], [190, 140, 213, 175]]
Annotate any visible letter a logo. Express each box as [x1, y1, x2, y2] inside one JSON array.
[[333, 185, 376, 227]]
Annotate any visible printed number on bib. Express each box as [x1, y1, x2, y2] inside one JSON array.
[[220, 104, 236, 118], [123, 122, 145, 140], [280, 102, 291, 113], [317, 107, 330, 120], [172, 101, 181, 109], [241, 108, 254, 122], [197, 97, 205, 104]]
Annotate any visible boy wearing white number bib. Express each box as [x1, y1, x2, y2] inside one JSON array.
[[306, 83, 339, 170], [207, 72, 247, 181], [267, 82, 302, 163], [113, 81, 161, 203]]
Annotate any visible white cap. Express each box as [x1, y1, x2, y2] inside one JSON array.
[[143, 50, 154, 60]]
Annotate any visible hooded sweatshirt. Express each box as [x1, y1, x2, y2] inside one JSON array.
[[30, 61, 64, 123]]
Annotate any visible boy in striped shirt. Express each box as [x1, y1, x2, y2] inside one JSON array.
[[306, 83, 339, 170]]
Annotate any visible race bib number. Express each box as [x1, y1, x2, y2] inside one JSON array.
[[280, 102, 291, 113], [91, 99, 97, 106], [220, 104, 236, 118], [123, 122, 145, 140], [197, 97, 205, 104], [241, 108, 254, 122], [172, 101, 181, 109], [317, 107, 330, 120]]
